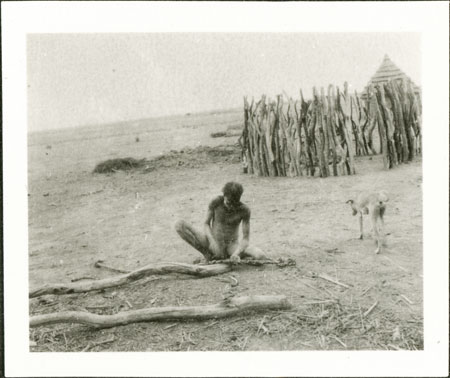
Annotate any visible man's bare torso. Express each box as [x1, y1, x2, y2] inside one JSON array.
[[208, 196, 250, 256]]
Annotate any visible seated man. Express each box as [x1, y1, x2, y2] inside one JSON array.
[[175, 181, 266, 264]]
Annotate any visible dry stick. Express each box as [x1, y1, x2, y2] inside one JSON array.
[[318, 91, 330, 177], [94, 260, 131, 274], [208, 257, 295, 267], [263, 108, 276, 177], [29, 262, 232, 298], [317, 273, 351, 289], [329, 85, 346, 175], [294, 101, 303, 176], [82, 336, 115, 352], [363, 300, 379, 317], [360, 285, 373, 296], [333, 335, 347, 348], [303, 299, 337, 306], [71, 276, 97, 282], [338, 83, 356, 174], [30, 295, 292, 329], [85, 305, 114, 310], [377, 85, 398, 166], [400, 295, 414, 305], [385, 81, 408, 162], [358, 305, 365, 330], [322, 287, 338, 299], [283, 99, 301, 176], [320, 88, 331, 177], [301, 281, 324, 294], [354, 92, 369, 155], [256, 315, 267, 335], [381, 256, 408, 272], [392, 80, 414, 161], [373, 89, 390, 169]]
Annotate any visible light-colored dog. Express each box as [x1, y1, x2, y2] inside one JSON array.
[[346, 191, 389, 254]]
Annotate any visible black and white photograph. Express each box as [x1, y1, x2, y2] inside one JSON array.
[[2, 1, 449, 377]]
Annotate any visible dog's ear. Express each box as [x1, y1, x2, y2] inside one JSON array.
[[346, 199, 353, 204]]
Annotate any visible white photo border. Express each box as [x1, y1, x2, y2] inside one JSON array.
[[2, 1, 449, 377]]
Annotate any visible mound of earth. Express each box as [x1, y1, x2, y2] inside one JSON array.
[[93, 157, 146, 173], [93, 144, 241, 174], [144, 144, 241, 171]]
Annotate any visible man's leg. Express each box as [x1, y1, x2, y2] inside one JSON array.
[[174, 220, 214, 260], [241, 245, 268, 260]]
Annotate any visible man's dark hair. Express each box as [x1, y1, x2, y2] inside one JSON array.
[[222, 181, 244, 203]]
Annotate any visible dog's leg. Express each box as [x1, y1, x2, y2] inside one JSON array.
[[379, 206, 387, 246], [371, 209, 381, 254], [359, 213, 364, 239]]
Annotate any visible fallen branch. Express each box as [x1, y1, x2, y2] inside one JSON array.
[[29, 262, 232, 298], [30, 295, 292, 329]]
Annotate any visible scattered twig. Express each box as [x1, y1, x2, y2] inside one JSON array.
[[325, 248, 345, 254], [358, 305, 365, 330], [240, 336, 249, 350], [332, 335, 347, 348], [322, 287, 338, 299], [400, 294, 414, 305], [208, 257, 296, 267], [295, 313, 321, 320], [164, 324, 178, 330], [94, 260, 131, 274], [125, 300, 133, 309], [85, 305, 114, 310], [228, 275, 239, 287], [316, 273, 351, 289], [363, 301, 379, 317], [257, 316, 268, 335], [295, 340, 313, 348], [301, 281, 323, 294], [71, 276, 97, 282], [381, 256, 408, 272], [360, 285, 373, 296], [204, 321, 219, 329], [82, 336, 115, 352], [303, 299, 337, 306]]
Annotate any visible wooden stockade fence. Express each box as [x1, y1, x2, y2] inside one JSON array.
[[239, 79, 421, 177]]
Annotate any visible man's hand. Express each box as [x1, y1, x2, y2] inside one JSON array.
[[230, 254, 241, 265]]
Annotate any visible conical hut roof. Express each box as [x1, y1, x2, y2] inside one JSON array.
[[360, 54, 421, 99]]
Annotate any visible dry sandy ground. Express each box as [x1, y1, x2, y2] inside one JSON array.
[[28, 110, 423, 351]]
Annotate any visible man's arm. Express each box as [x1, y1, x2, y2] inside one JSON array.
[[203, 208, 215, 242], [204, 197, 222, 250]]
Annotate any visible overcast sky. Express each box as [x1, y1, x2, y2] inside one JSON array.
[[27, 33, 421, 132]]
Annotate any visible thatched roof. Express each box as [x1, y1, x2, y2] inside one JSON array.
[[360, 54, 420, 99]]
